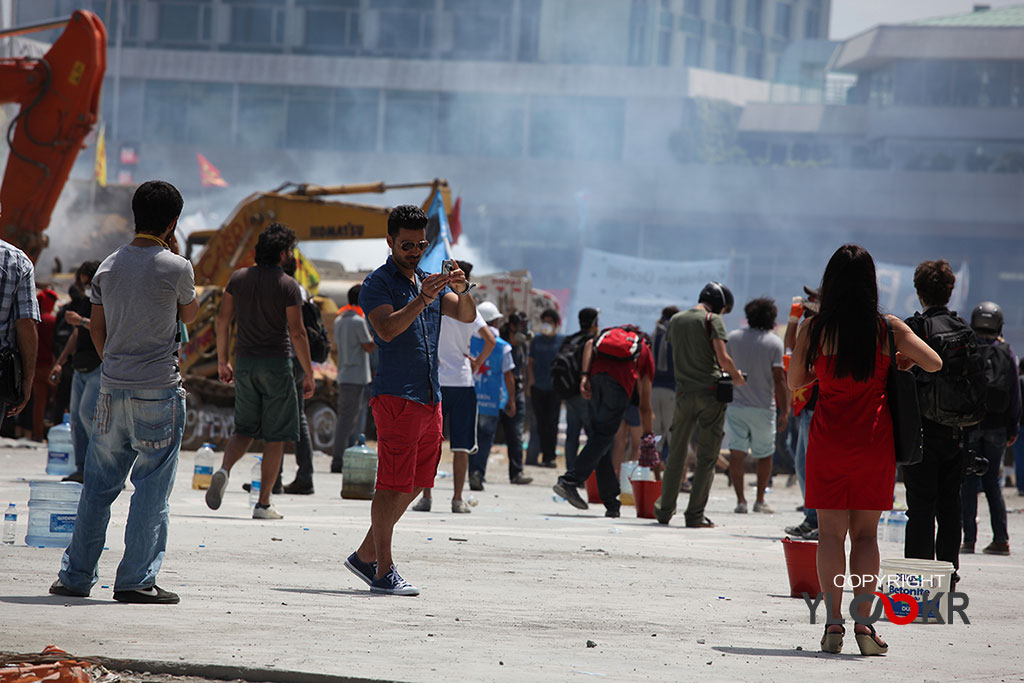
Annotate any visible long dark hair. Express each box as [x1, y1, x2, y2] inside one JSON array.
[[806, 244, 883, 381]]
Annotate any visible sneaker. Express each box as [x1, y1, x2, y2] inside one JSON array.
[[112, 585, 179, 604], [330, 461, 343, 473], [452, 499, 471, 514], [960, 542, 975, 554], [469, 471, 484, 491], [605, 507, 621, 518], [553, 481, 588, 510], [253, 503, 284, 520], [753, 501, 774, 514], [983, 541, 1010, 556], [344, 552, 377, 586], [685, 516, 715, 528], [61, 471, 84, 484], [49, 580, 89, 598], [370, 565, 420, 596], [283, 480, 314, 495], [734, 502, 748, 514], [511, 472, 533, 485], [540, 460, 558, 468], [785, 521, 815, 537], [205, 468, 229, 510], [412, 496, 431, 512], [802, 529, 819, 541]]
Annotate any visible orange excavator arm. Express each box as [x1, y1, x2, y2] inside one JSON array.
[[0, 10, 106, 262]]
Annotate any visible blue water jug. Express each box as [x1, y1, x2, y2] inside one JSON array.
[[46, 414, 76, 477]]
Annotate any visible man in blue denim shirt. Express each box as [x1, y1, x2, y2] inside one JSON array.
[[51, 181, 198, 605], [344, 204, 477, 596]]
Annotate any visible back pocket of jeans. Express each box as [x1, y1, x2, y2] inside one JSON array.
[[131, 396, 176, 449]]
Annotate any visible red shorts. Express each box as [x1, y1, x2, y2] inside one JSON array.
[[371, 395, 443, 494]]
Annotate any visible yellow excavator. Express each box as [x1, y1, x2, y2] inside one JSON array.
[[180, 179, 454, 452]]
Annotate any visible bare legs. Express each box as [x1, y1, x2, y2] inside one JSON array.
[[356, 487, 423, 578], [817, 509, 886, 644], [218, 434, 283, 505], [730, 452, 774, 506], [415, 450, 468, 505]]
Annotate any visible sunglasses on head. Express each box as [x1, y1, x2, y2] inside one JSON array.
[[399, 240, 430, 252]]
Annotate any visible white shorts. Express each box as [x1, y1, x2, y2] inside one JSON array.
[[725, 405, 776, 460]]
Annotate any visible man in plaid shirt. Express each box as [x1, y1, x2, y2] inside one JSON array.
[[0, 237, 41, 422]]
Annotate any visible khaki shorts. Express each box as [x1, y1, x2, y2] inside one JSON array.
[[233, 355, 299, 442]]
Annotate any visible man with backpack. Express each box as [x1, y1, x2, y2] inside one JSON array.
[[551, 307, 600, 471], [960, 301, 1020, 556], [553, 323, 654, 517], [904, 260, 987, 582]]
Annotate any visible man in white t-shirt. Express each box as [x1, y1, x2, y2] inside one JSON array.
[[412, 261, 495, 513]]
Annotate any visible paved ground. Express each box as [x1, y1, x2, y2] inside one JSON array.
[[2, 440, 1023, 682]]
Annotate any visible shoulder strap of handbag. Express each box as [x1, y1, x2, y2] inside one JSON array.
[[705, 311, 725, 375], [885, 317, 896, 365]]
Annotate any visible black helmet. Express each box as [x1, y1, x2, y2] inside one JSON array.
[[971, 301, 1003, 335], [698, 282, 734, 315]]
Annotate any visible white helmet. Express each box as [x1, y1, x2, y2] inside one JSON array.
[[477, 301, 501, 323]]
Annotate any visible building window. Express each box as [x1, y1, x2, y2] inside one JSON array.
[[79, 0, 141, 44], [187, 82, 234, 148], [657, 28, 672, 66], [529, 96, 625, 162], [744, 0, 762, 31], [436, 93, 478, 157], [286, 87, 332, 150], [237, 85, 286, 149], [230, 5, 286, 48], [333, 89, 379, 152], [684, 0, 702, 17], [804, 8, 821, 39], [304, 5, 362, 53], [715, 0, 732, 24], [478, 95, 525, 157], [374, 0, 435, 57], [684, 36, 703, 67], [628, 0, 652, 66], [714, 42, 733, 73], [142, 80, 189, 144], [518, 0, 541, 62], [156, 2, 213, 45], [774, 3, 792, 39], [745, 50, 762, 79], [444, 0, 514, 61], [384, 90, 436, 154]]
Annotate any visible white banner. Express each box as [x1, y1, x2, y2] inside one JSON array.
[[876, 261, 969, 319], [572, 248, 730, 330]]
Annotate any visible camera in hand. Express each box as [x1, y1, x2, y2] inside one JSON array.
[[964, 447, 989, 477]]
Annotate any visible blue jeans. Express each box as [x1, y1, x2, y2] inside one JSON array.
[[795, 408, 818, 528], [70, 365, 102, 473], [962, 428, 1009, 544], [471, 413, 501, 477], [59, 386, 187, 593]]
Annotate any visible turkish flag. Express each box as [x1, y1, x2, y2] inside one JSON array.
[[197, 153, 228, 188], [449, 196, 462, 245]]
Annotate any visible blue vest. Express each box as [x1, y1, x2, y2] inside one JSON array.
[[472, 334, 510, 416]]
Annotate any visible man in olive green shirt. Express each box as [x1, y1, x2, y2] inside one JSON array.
[[655, 282, 746, 528]]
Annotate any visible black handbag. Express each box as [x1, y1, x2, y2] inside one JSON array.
[[0, 344, 22, 405], [886, 319, 923, 466]]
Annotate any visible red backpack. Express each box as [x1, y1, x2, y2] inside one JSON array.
[[594, 325, 643, 362]]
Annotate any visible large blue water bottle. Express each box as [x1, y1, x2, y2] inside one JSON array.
[[46, 414, 76, 476]]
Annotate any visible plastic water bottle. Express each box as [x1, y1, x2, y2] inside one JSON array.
[[2, 503, 16, 545], [877, 511, 890, 541], [249, 457, 262, 507], [46, 414, 76, 476], [467, 495, 479, 507], [888, 511, 908, 544], [192, 444, 216, 490]]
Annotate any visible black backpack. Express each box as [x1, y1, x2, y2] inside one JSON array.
[[302, 298, 330, 364], [978, 342, 1016, 417], [907, 311, 988, 428], [551, 331, 592, 400]]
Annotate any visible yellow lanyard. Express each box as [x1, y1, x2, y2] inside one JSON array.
[[135, 233, 168, 248]]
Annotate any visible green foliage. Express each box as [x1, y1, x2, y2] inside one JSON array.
[[668, 99, 749, 165]]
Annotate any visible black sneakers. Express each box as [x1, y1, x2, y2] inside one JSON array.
[[113, 585, 180, 604], [553, 481, 588, 510], [49, 580, 89, 598]]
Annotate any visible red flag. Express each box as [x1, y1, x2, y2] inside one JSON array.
[[197, 153, 228, 188], [449, 196, 462, 245]]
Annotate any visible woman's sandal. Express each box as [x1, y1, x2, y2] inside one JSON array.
[[820, 624, 844, 654], [854, 624, 888, 656]]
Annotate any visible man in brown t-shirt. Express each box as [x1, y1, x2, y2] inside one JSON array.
[[207, 223, 315, 520]]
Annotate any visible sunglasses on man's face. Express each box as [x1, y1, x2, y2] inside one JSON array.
[[399, 240, 430, 252]]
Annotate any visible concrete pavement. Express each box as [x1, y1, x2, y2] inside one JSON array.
[[2, 441, 1023, 682]]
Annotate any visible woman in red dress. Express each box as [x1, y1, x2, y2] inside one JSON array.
[[789, 245, 941, 656]]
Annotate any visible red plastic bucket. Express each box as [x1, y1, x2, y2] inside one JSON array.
[[585, 472, 602, 504], [781, 536, 821, 598], [631, 480, 662, 519]]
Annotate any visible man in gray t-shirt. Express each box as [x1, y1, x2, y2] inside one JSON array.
[[725, 297, 789, 515], [332, 284, 375, 471], [53, 181, 198, 605]]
